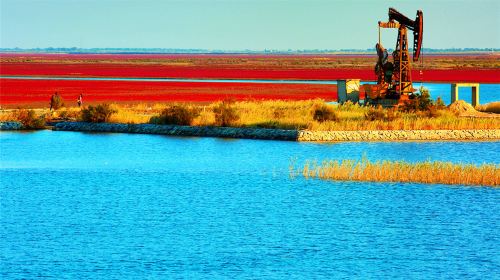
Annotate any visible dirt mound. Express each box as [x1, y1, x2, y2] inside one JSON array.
[[448, 100, 499, 118], [476, 102, 500, 114], [448, 100, 477, 115]]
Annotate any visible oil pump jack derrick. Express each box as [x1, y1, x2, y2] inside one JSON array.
[[366, 8, 423, 106]]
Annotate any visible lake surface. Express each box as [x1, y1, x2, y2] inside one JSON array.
[[1, 131, 499, 278], [3, 76, 499, 105]]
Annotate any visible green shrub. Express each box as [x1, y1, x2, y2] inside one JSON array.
[[403, 86, 434, 112], [149, 116, 162, 124], [152, 105, 200, 125], [213, 100, 239, 126], [251, 120, 302, 130], [81, 104, 117, 123], [311, 103, 338, 122], [16, 109, 46, 129], [418, 87, 433, 110]]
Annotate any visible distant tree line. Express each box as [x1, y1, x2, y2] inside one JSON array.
[[0, 47, 498, 54]]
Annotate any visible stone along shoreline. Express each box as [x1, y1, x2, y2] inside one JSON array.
[[297, 129, 500, 141], [1, 121, 499, 141]]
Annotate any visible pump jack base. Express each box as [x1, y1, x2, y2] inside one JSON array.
[[365, 94, 409, 108]]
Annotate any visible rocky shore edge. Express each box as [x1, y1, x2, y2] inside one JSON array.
[[1, 121, 499, 141], [0, 122, 23, 130], [53, 122, 299, 141], [298, 129, 500, 141]]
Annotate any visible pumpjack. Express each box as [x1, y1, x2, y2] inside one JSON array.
[[365, 8, 423, 106]]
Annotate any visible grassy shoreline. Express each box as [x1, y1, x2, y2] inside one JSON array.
[[1, 100, 499, 131]]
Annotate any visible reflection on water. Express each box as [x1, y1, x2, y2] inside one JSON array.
[[1, 131, 499, 278]]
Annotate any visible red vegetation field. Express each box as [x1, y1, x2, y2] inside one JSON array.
[[2, 53, 499, 82], [1, 63, 379, 81], [1, 53, 499, 107], [0, 78, 338, 107]]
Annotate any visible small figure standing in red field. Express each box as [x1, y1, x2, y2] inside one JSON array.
[[77, 93, 83, 108]]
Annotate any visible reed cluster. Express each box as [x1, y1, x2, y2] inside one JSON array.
[[296, 158, 499, 187]]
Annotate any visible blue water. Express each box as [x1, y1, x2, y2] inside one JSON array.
[[1, 131, 499, 278], [2, 76, 499, 104], [424, 83, 499, 105]]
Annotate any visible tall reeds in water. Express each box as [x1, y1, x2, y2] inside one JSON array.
[[296, 158, 499, 187]]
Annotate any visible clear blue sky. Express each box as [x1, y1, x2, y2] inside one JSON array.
[[1, 0, 499, 50]]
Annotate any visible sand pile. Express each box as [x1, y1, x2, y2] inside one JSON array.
[[448, 100, 499, 118], [448, 100, 477, 115]]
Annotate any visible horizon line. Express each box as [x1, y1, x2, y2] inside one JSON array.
[[1, 47, 499, 55]]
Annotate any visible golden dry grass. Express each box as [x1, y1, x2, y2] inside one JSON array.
[[296, 158, 499, 187], [0, 104, 154, 124], [207, 100, 500, 130], [2, 100, 499, 130], [0, 107, 82, 122], [177, 99, 500, 130], [0, 110, 17, 122], [476, 102, 500, 114], [106, 104, 151, 124]]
